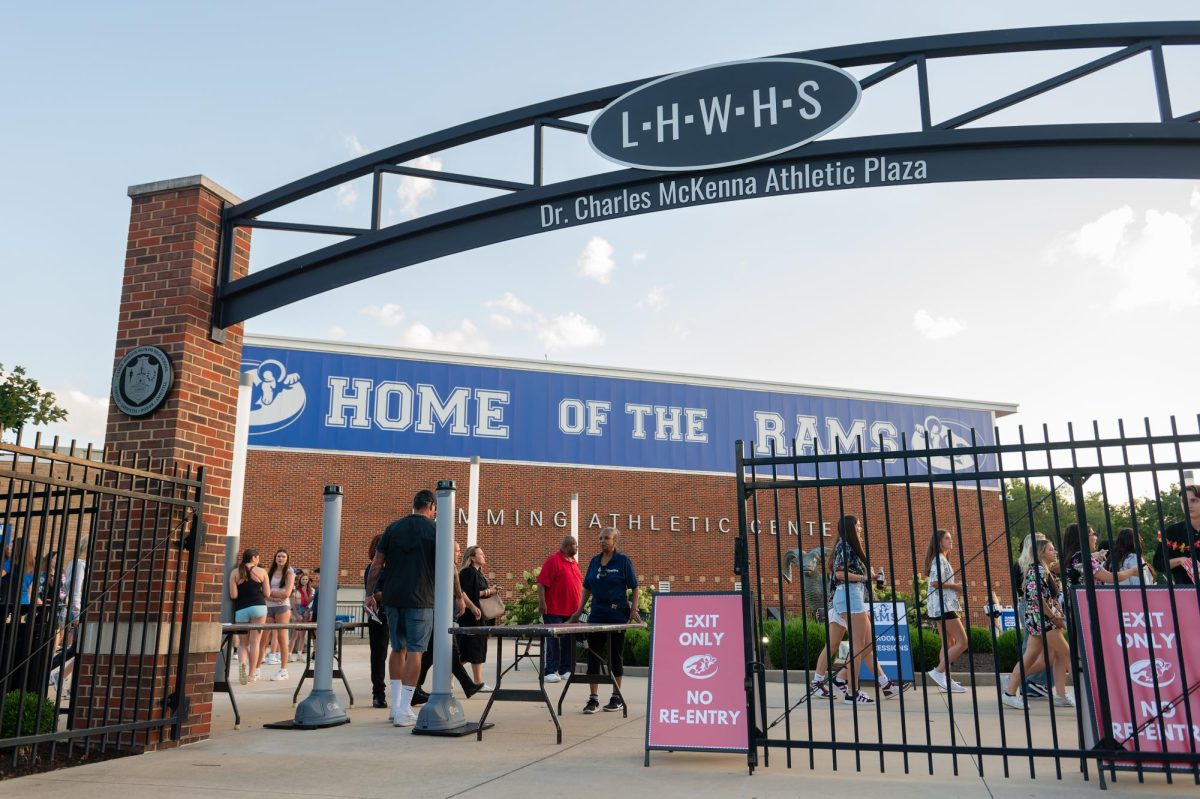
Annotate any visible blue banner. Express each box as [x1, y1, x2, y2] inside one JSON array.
[[859, 600, 915, 683], [243, 343, 998, 476]]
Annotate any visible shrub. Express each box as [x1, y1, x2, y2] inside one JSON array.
[[2, 690, 57, 739], [763, 618, 826, 670], [995, 630, 1021, 672], [504, 567, 542, 625], [967, 626, 994, 655], [908, 626, 942, 671], [623, 627, 651, 666], [761, 620, 781, 665], [875, 575, 930, 625]]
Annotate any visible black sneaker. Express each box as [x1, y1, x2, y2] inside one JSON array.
[[412, 688, 430, 706], [582, 696, 600, 714], [603, 696, 624, 712], [1025, 682, 1050, 699], [372, 696, 388, 709]]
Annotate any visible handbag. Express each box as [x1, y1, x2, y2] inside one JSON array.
[[479, 590, 505, 621]]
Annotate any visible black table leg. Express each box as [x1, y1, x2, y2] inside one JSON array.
[[292, 642, 309, 704], [335, 626, 354, 705], [539, 641, 562, 744], [476, 641, 503, 741], [558, 635, 627, 718], [218, 633, 241, 729]]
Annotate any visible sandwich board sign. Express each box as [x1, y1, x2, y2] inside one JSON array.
[[645, 592, 747, 764]]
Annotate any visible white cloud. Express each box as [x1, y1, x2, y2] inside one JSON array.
[[1066, 198, 1200, 310], [632, 250, 647, 264], [396, 154, 443, 214], [487, 313, 513, 329], [336, 185, 358, 208], [913, 309, 967, 340], [360, 303, 405, 327], [344, 134, 367, 157], [484, 291, 533, 316], [327, 325, 347, 339], [537, 312, 605, 352], [12, 387, 110, 446], [577, 236, 616, 284], [399, 320, 490, 354], [638, 286, 667, 311], [1070, 206, 1134, 263]]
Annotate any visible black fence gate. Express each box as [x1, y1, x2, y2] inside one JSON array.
[[0, 434, 203, 768], [735, 417, 1200, 787]]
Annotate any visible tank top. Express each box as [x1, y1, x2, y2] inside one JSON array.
[[266, 571, 291, 607], [234, 570, 267, 611]]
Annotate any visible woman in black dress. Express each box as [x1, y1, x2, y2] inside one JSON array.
[[458, 545, 501, 690]]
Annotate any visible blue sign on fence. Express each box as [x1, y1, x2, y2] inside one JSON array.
[[999, 607, 1018, 633], [859, 600, 915, 683], [242, 341, 1001, 477]]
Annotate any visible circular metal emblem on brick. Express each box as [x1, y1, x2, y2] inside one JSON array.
[[112, 346, 173, 417]]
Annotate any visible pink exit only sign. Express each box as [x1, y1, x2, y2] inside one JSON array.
[[645, 592, 748, 755]]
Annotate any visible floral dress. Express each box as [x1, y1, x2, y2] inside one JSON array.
[[1065, 551, 1098, 590], [1022, 564, 1059, 637]]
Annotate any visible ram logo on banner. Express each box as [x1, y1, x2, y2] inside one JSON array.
[[242, 343, 999, 479], [645, 592, 747, 761]]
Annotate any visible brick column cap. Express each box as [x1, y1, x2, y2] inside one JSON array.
[[128, 175, 241, 205]]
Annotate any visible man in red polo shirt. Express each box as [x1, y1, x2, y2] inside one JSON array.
[[537, 535, 582, 683]]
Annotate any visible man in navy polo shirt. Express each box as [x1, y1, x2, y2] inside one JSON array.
[[568, 527, 641, 714]]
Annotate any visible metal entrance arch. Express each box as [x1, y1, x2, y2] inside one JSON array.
[[213, 21, 1200, 329]]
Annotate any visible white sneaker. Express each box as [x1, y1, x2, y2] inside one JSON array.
[[1053, 693, 1076, 708], [252, 669, 261, 683], [559, 671, 573, 680], [393, 711, 418, 727], [949, 680, 967, 694], [478, 683, 493, 693], [266, 653, 280, 665], [544, 672, 561, 683], [928, 669, 948, 691], [1001, 692, 1025, 710], [271, 669, 289, 681]]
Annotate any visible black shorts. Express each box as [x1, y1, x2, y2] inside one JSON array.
[[585, 630, 626, 678], [928, 611, 959, 621]]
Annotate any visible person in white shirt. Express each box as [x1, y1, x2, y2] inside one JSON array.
[[924, 529, 968, 693]]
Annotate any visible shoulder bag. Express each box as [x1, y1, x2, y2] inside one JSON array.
[[479, 590, 506, 621]]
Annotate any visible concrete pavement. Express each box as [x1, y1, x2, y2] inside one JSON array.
[[5, 638, 1197, 798]]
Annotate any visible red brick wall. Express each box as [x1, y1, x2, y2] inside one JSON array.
[[77, 176, 249, 749], [241, 450, 1010, 626]]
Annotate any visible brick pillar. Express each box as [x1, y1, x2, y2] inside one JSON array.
[[75, 175, 251, 749]]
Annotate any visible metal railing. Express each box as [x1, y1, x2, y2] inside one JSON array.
[[0, 432, 203, 765], [736, 416, 1200, 786]]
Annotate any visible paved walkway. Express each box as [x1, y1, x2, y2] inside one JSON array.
[[5, 639, 1197, 798]]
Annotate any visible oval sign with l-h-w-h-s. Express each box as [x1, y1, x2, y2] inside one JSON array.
[[588, 58, 861, 172]]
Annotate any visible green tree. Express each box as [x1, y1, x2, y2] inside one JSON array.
[[1004, 479, 1185, 569], [0, 364, 68, 435], [1003, 479, 1074, 559]]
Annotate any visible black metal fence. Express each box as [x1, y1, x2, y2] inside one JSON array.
[[0, 433, 203, 767], [736, 417, 1200, 787]]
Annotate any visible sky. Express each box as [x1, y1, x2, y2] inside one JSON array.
[[2, 2, 1198, 489]]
